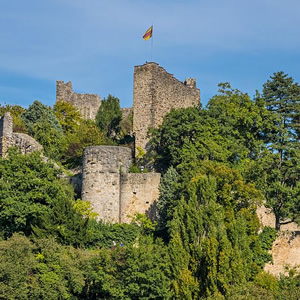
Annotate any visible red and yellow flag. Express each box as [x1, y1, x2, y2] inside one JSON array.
[[143, 26, 153, 41]]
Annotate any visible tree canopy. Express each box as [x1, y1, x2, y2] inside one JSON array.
[[0, 72, 299, 298]]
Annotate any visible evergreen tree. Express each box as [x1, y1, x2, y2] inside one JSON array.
[[157, 166, 180, 233], [21, 100, 64, 159], [22, 100, 63, 135], [263, 72, 300, 148], [261, 72, 300, 229]]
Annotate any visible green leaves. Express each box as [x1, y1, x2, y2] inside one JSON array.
[[259, 72, 300, 229], [54, 100, 83, 133], [96, 94, 122, 139], [0, 150, 60, 237], [21, 100, 64, 160], [0, 149, 91, 246]]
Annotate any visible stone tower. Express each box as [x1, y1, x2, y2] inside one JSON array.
[[56, 81, 101, 120], [82, 146, 132, 223], [133, 62, 200, 151], [81, 146, 161, 223]]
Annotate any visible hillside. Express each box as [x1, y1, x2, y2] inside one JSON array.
[[0, 70, 299, 299]]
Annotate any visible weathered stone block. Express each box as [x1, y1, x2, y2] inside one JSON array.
[[56, 81, 101, 120], [120, 173, 161, 223], [133, 62, 200, 151], [81, 146, 161, 223]]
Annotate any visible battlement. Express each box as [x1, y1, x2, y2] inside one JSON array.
[[56, 80, 101, 120], [133, 62, 200, 150]]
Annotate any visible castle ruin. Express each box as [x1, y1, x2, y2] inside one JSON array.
[[0, 112, 43, 157], [133, 62, 200, 150], [56, 80, 101, 120], [81, 146, 160, 223], [3, 62, 200, 224], [56, 63, 201, 151], [76, 62, 200, 222]]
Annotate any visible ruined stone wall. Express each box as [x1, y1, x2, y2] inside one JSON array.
[[121, 107, 133, 120], [133, 62, 200, 150], [0, 112, 13, 157], [81, 145, 161, 223], [56, 81, 101, 120], [81, 146, 132, 223], [257, 204, 300, 276], [120, 173, 161, 223], [13, 133, 43, 155], [0, 113, 42, 157]]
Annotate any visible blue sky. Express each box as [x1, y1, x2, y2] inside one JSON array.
[[1, 0, 300, 108]]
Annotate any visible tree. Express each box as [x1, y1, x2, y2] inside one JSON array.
[[157, 166, 180, 233], [0, 149, 79, 240], [88, 236, 172, 299], [22, 100, 63, 135], [0, 234, 98, 299], [31, 121, 65, 160], [95, 94, 122, 139], [62, 119, 103, 167], [263, 72, 300, 148], [163, 161, 267, 297], [207, 83, 273, 161], [0, 234, 36, 299], [54, 100, 83, 133], [32, 195, 92, 247], [21, 100, 64, 160], [260, 72, 300, 229], [148, 107, 227, 172], [149, 86, 271, 173]]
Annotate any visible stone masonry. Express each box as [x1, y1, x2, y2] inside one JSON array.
[[133, 62, 201, 150], [56, 80, 101, 120], [81, 146, 161, 223], [1, 63, 201, 224], [0, 112, 43, 157], [120, 173, 160, 223]]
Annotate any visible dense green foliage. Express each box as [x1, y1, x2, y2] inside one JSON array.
[[259, 72, 300, 229], [96, 94, 122, 140], [0, 104, 27, 132], [21, 100, 64, 159], [0, 72, 299, 298], [0, 148, 70, 239]]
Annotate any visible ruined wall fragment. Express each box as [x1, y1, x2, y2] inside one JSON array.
[[133, 62, 200, 150], [56, 81, 101, 120]]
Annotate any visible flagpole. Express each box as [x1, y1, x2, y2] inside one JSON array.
[[151, 23, 153, 62]]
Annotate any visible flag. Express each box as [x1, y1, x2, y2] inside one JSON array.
[[143, 26, 153, 41]]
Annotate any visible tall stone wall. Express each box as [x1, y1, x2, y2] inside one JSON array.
[[81, 146, 132, 223], [133, 62, 200, 150], [120, 173, 161, 223], [0, 113, 43, 157], [81, 145, 161, 223], [56, 81, 101, 120]]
